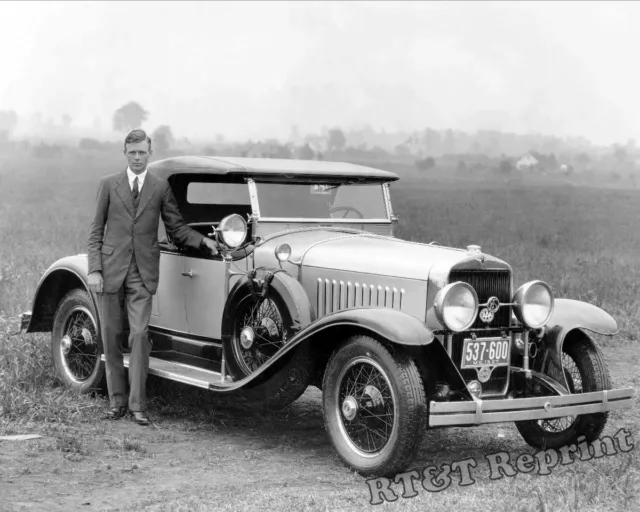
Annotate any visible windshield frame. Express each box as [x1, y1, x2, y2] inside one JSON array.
[[247, 178, 394, 223]]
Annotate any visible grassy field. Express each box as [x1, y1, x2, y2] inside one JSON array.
[[0, 151, 638, 511]]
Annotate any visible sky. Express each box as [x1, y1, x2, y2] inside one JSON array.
[[0, 1, 638, 146]]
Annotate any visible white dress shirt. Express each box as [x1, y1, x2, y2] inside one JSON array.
[[126, 166, 147, 192]]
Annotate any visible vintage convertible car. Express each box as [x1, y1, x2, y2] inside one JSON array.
[[19, 156, 635, 477]]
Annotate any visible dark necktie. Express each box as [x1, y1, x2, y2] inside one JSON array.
[[132, 177, 140, 210]]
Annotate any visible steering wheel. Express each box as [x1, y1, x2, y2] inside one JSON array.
[[329, 206, 365, 219]]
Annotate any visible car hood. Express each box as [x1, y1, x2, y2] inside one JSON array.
[[296, 231, 509, 281]]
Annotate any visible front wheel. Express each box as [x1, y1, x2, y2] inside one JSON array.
[[516, 335, 611, 449], [51, 289, 106, 393], [322, 335, 427, 477]]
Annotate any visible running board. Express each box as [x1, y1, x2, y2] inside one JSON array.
[[100, 354, 230, 389]]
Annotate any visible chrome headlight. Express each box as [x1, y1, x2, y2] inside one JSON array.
[[512, 280, 554, 328], [433, 282, 479, 332], [218, 214, 247, 249]]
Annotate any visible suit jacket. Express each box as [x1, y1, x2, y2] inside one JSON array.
[[87, 169, 204, 294]]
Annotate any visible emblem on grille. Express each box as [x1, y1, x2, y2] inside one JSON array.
[[477, 366, 493, 383], [479, 308, 494, 323], [486, 296, 500, 313]]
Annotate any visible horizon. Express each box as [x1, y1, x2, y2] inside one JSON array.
[[1, 1, 638, 147]]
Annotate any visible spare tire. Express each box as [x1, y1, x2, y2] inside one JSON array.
[[220, 268, 316, 411]]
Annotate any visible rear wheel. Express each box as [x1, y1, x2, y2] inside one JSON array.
[[516, 335, 611, 449], [322, 335, 427, 477], [51, 289, 106, 393]]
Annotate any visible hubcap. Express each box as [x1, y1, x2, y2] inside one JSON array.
[[234, 297, 286, 374], [240, 327, 255, 350], [61, 335, 72, 355], [335, 357, 397, 456], [341, 396, 358, 421]]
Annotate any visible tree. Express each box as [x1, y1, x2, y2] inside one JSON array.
[[152, 125, 174, 154], [575, 152, 590, 166], [112, 101, 149, 133], [394, 143, 411, 156], [0, 110, 18, 140], [613, 144, 627, 166], [328, 128, 346, 151], [62, 113, 72, 127], [499, 159, 512, 175], [415, 156, 436, 171]]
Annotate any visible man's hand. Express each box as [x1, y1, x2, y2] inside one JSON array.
[[201, 237, 219, 256], [88, 271, 104, 294]]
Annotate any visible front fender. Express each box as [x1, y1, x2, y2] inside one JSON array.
[[297, 307, 435, 347], [534, 298, 617, 386], [212, 307, 434, 392], [23, 254, 98, 333]]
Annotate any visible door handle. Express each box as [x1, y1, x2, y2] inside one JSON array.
[[181, 270, 194, 278]]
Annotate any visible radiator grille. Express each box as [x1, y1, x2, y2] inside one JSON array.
[[316, 278, 404, 316], [447, 269, 512, 397], [448, 269, 512, 329]]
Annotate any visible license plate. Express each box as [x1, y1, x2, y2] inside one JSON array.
[[461, 337, 510, 368]]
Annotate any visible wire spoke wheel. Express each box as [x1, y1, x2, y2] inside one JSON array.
[[60, 306, 99, 382], [322, 335, 426, 476], [515, 334, 611, 450], [233, 296, 287, 374], [51, 289, 105, 393], [337, 358, 396, 454]]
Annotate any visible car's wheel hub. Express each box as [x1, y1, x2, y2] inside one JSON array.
[[341, 396, 358, 421], [60, 334, 72, 355], [336, 358, 397, 454], [239, 327, 255, 350]]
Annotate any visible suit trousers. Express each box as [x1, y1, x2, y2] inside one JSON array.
[[99, 254, 153, 412]]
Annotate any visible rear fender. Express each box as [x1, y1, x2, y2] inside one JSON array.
[[533, 298, 617, 389], [23, 255, 100, 333]]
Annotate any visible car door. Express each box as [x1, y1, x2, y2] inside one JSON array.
[[182, 255, 227, 339], [178, 177, 254, 340]]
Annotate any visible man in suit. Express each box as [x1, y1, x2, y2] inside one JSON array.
[[87, 129, 218, 425]]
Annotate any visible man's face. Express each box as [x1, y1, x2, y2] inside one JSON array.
[[124, 140, 152, 173]]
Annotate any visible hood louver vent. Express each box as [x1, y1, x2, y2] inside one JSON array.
[[316, 278, 405, 316]]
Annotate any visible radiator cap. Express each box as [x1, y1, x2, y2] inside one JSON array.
[[466, 244, 481, 253]]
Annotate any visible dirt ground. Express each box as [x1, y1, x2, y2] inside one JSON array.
[[1, 342, 638, 512]]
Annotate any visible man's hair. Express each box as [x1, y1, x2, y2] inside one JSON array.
[[124, 129, 152, 151]]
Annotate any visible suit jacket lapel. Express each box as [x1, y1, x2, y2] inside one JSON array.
[[114, 170, 135, 217], [135, 172, 157, 220]]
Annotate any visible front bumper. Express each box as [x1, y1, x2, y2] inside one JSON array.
[[428, 387, 636, 427]]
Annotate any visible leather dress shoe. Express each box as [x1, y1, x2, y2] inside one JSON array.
[[131, 411, 149, 426], [106, 406, 127, 420]]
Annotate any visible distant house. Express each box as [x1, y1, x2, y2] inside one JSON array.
[[516, 153, 539, 171]]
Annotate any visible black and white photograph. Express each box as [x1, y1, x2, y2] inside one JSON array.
[[0, 1, 638, 511]]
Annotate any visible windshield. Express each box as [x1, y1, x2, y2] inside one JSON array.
[[255, 181, 389, 220]]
